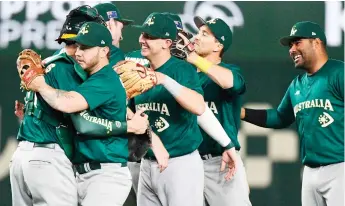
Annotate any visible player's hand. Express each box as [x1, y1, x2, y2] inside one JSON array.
[[14, 100, 24, 121], [127, 108, 149, 134], [151, 133, 169, 172], [27, 76, 46, 92], [177, 32, 196, 63], [221, 147, 238, 181], [155, 72, 166, 85], [240, 107, 245, 120]]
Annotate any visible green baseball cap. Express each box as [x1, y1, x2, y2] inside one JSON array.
[[161, 12, 183, 30], [93, 3, 134, 25], [194, 16, 233, 52], [132, 12, 177, 40], [67, 22, 112, 47], [280, 21, 327, 46]]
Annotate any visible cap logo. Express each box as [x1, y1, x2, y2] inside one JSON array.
[[207, 18, 217, 24], [79, 25, 89, 35], [312, 32, 316, 35], [221, 36, 225, 41], [290, 27, 297, 36], [145, 16, 155, 26], [107, 11, 118, 19], [165, 32, 170, 36], [101, 40, 105, 44]]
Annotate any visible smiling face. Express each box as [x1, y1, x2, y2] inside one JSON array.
[[288, 38, 318, 70], [139, 32, 172, 60]]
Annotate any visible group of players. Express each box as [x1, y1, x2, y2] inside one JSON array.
[[10, 2, 344, 206]]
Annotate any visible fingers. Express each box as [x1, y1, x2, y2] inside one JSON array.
[[178, 33, 190, 46], [135, 108, 147, 117], [158, 157, 169, 173], [220, 159, 226, 172]]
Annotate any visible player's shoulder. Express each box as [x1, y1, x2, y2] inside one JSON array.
[[219, 62, 242, 72], [170, 56, 195, 70], [44, 53, 74, 75], [327, 59, 344, 73], [125, 50, 150, 67]]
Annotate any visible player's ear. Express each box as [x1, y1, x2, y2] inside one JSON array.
[[163, 39, 172, 49], [214, 42, 224, 52], [100, 46, 110, 58]]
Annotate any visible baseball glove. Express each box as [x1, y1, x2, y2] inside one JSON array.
[[16, 49, 45, 90], [114, 60, 157, 99], [127, 126, 152, 162], [171, 29, 195, 59]]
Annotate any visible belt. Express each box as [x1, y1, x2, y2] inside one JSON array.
[[305, 163, 330, 168], [200, 153, 221, 160], [74, 162, 127, 174], [33, 143, 56, 149]]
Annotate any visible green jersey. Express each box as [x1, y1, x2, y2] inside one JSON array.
[[130, 57, 204, 158], [17, 53, 82, 144], [198, 63, 246, 155], [73, 64, 128, 164], [266, 59, 344, 166], [110, 45, 126, 67], [125, 50, 150, 67]]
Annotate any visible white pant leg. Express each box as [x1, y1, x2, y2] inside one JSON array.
[[77, 163, 132, 206], [128, 161, 141, 194]]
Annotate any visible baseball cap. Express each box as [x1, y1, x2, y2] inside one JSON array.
[[132, 12, 177, 40], [93, 3, 134, 25], [280, 21, 327, 46], [161, 12, 183, 30], [56, 5, 105, 43], [194, 16, 233, 52], [67, 22, 112, 47]]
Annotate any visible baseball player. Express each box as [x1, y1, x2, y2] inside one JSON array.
[[9, 5, 108, 206], [177, 17, 252, 206], [241, 21, 344, 206], [130, 12, 206, 206], [27, 22, 136, 206]]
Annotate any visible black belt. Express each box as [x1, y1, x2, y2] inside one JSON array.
[[74, 162, 127, 174], [33, 143, 56, 149], [200, 153, 221, 160], [305, 163, 330, 168]]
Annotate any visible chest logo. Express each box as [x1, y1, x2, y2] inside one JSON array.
[[294, 90, 300, 96], [154, 117, 170, 132], [318, 112, 334, 128]]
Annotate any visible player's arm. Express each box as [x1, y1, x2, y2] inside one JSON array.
[[241, 86, 295, 129], [189, 54, 245, 93], [29, 76, 88, 113], [197, 103, 234, 149], [156, 65, 205, 115], [330, 66, 344, 101]]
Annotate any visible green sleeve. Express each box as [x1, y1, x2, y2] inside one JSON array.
[[266, 86, 295, 128], [69, 111, 127, 137], [175, 63, 204, 96], [128, 99, 136, 112], [226, 66, 246, 95], [74, 72, 117, 111]]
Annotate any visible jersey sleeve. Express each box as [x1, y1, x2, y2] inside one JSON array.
[[225, 65, 246, 95], [174, 63, 204, 96], [74, 72, 117, 111], [266, 85, 295, 128]]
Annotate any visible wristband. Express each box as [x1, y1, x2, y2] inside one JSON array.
[[194, 56, 213, 73]]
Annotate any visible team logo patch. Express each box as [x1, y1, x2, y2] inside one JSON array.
[[318, 112, 334, 128], [45, 63, 55, 73], [174, 21, 183, 30]]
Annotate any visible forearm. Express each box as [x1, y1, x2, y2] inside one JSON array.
[[151, 131, 167, 154], [194, 57, 234, 89], [162, 76, 205, 115], [243, 108, 292, 129], [70, 111, 127, 137], [37, 84, 88, 113], [197, 103, 234, 149]]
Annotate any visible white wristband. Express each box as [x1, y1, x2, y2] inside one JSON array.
[[162, 75, 183, 97], [197, 103, 231, 147]]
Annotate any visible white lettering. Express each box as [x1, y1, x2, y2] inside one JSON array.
[[0, 1, 25, 20], [26, 1, 50, 20], [325, 1, 345, 47], [0, 20, 21, 48]]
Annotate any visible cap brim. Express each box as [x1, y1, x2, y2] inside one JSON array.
[[55, 33, 77, 42], [131, 25, 156, 36], [65, 36, 95, 47], [194, 16, 207, 28], [279, 36, 304, 46], [117, 18, 134, 26]]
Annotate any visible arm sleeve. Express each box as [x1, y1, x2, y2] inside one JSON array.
[[243, 87, 295, 129], [174, 63, 204, 96], [74, 74, 114, 111], [70, 111, 127, 137], [225, 66, 246, 95]]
